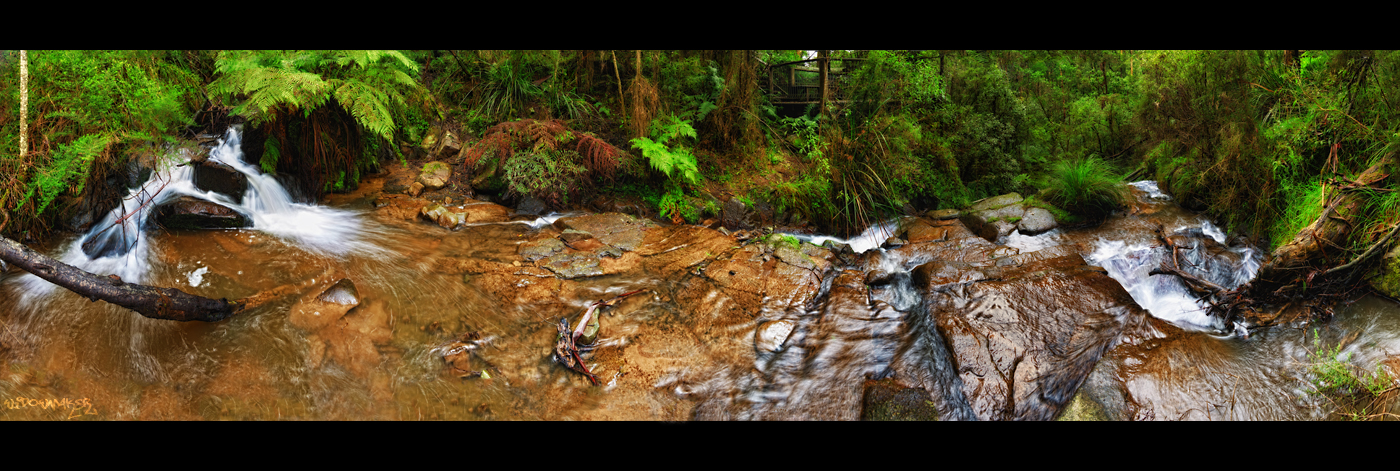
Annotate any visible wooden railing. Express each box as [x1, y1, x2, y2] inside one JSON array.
[[764, 56, 867, 106]]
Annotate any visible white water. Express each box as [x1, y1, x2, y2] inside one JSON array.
[[1083, 181, 1263, 332], [792, 220, 897, 254], [10, 126, 384, 305]]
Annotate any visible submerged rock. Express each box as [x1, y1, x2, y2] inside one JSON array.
[[290, 278, 362, 332], [861, 378, 939, 421]]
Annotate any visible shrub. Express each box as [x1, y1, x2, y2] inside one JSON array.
[[501, 149, 590, 207], [1041, 156, 1128, 218], [1308, 331, 1397, 420]]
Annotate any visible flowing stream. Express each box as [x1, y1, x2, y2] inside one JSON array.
[[1, 128, 1397, 420]]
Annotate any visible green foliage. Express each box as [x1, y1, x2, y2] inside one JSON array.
[[1040, 156, 1128, 218], [209, 50, 425, 144], [631, 115, 701, 186], [2, 51, 202, 236], [657, 183, 700, 224], [1307, 330, 1397, 420], [22, 133, 112, 214], [261, 136, 281, 174], [502, 149, 590, 207], [1270, 178, 1325, 250]]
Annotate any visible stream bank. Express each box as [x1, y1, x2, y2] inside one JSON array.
[[2, 129, 1398, 420]]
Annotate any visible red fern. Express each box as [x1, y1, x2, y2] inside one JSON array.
[[461, 119, 622, 180]]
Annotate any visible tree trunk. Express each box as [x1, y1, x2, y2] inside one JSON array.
[[19, 50, 27, 161], [1248, 151, 1396, 297], [818, 50, 829, 117], [0, 235, 240, 322]]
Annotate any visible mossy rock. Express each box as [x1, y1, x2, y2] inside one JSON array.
[[1367, 244, 1400, 300]]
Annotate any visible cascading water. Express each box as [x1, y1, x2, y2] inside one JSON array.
[[10, 126, 386, 306], [1080, 181, 1262, 332]]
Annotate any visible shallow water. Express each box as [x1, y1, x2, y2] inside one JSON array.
[[2, 137, 1397, 420]]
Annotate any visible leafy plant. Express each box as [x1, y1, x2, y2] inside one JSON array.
[[631, 115, 701, 186], [1307, 330, 1397, 420], [462, 119, 622, 180], [502, 149, 590, 207], [208, 50, 429, 195], [1040, 156, 1128, 219]]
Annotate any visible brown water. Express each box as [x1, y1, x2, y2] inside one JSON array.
[[2, 176, 1398, 420]]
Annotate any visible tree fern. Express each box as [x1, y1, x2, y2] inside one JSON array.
[[210, 50, 425, 142]]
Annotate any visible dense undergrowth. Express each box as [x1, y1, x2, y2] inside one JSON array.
[[2, 50, 1398, 256]]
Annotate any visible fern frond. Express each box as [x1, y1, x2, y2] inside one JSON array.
[[333, 78, 396, 142]]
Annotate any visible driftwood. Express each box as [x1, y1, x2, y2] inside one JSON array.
[[552, 289, 647, 385], [0, 235, 241, 322]]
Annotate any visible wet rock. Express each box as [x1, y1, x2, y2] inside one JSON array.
[[419, 201, 513, 230], [922, 254, 1141, 420], [317, 278, 360, 305], [193, 160, 248, 204], [374, 194, 429, 221], [882, 236, 905, 249], [407, 181, 425, 197], [290, 279, 362, 332], [1367, 244, 1400, 300], [417, 161, 452, 190], [517, 196, 546, 215], [901, 218, 952, 243], [420, 204, 466, 229], [755, 319, 796, 353], [866, 269, 894, 286], [958, 213, 998, 243], [926, 208, 961, 220], [554, 213, 657, 253], [861, 378, 939, 421], [153, 196, 252, 229], [966, 192, 1024, 212], [471, 157, 506, 194], [541, 251, 604, 279], [519, 236, 566, 262], [1017, 207, 1057, 235], [721, 197, 773, 231]]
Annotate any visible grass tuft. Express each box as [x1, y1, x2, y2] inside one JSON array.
[[1040, 156, 1128, 219]]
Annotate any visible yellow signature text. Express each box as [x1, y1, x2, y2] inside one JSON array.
[[4, 397, 98, 419]]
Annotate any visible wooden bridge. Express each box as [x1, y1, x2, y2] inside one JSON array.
[[763, 54, 868, 114]]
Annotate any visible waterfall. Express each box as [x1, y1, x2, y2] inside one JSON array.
[[8, 126, 384, 304]]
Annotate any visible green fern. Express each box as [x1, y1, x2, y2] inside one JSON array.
[[630, 116, 700, 186], [21, 132, 112, 214], [209, 50, 424, 143]]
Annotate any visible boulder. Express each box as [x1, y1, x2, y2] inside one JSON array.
[[153, 196, 252, 230], [966, 192, 1024, 212], [918, 253, 1141, 420], [193, 160, 248, 204], [417, 161, 452, 190], [1017, 207, 1058, 235], [926, 208, 961, 220], [1368, 243, 1400, 300]]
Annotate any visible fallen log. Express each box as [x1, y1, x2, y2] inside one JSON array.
[[1248, 151, 1395, 298], [0, 235, 240, 322]]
